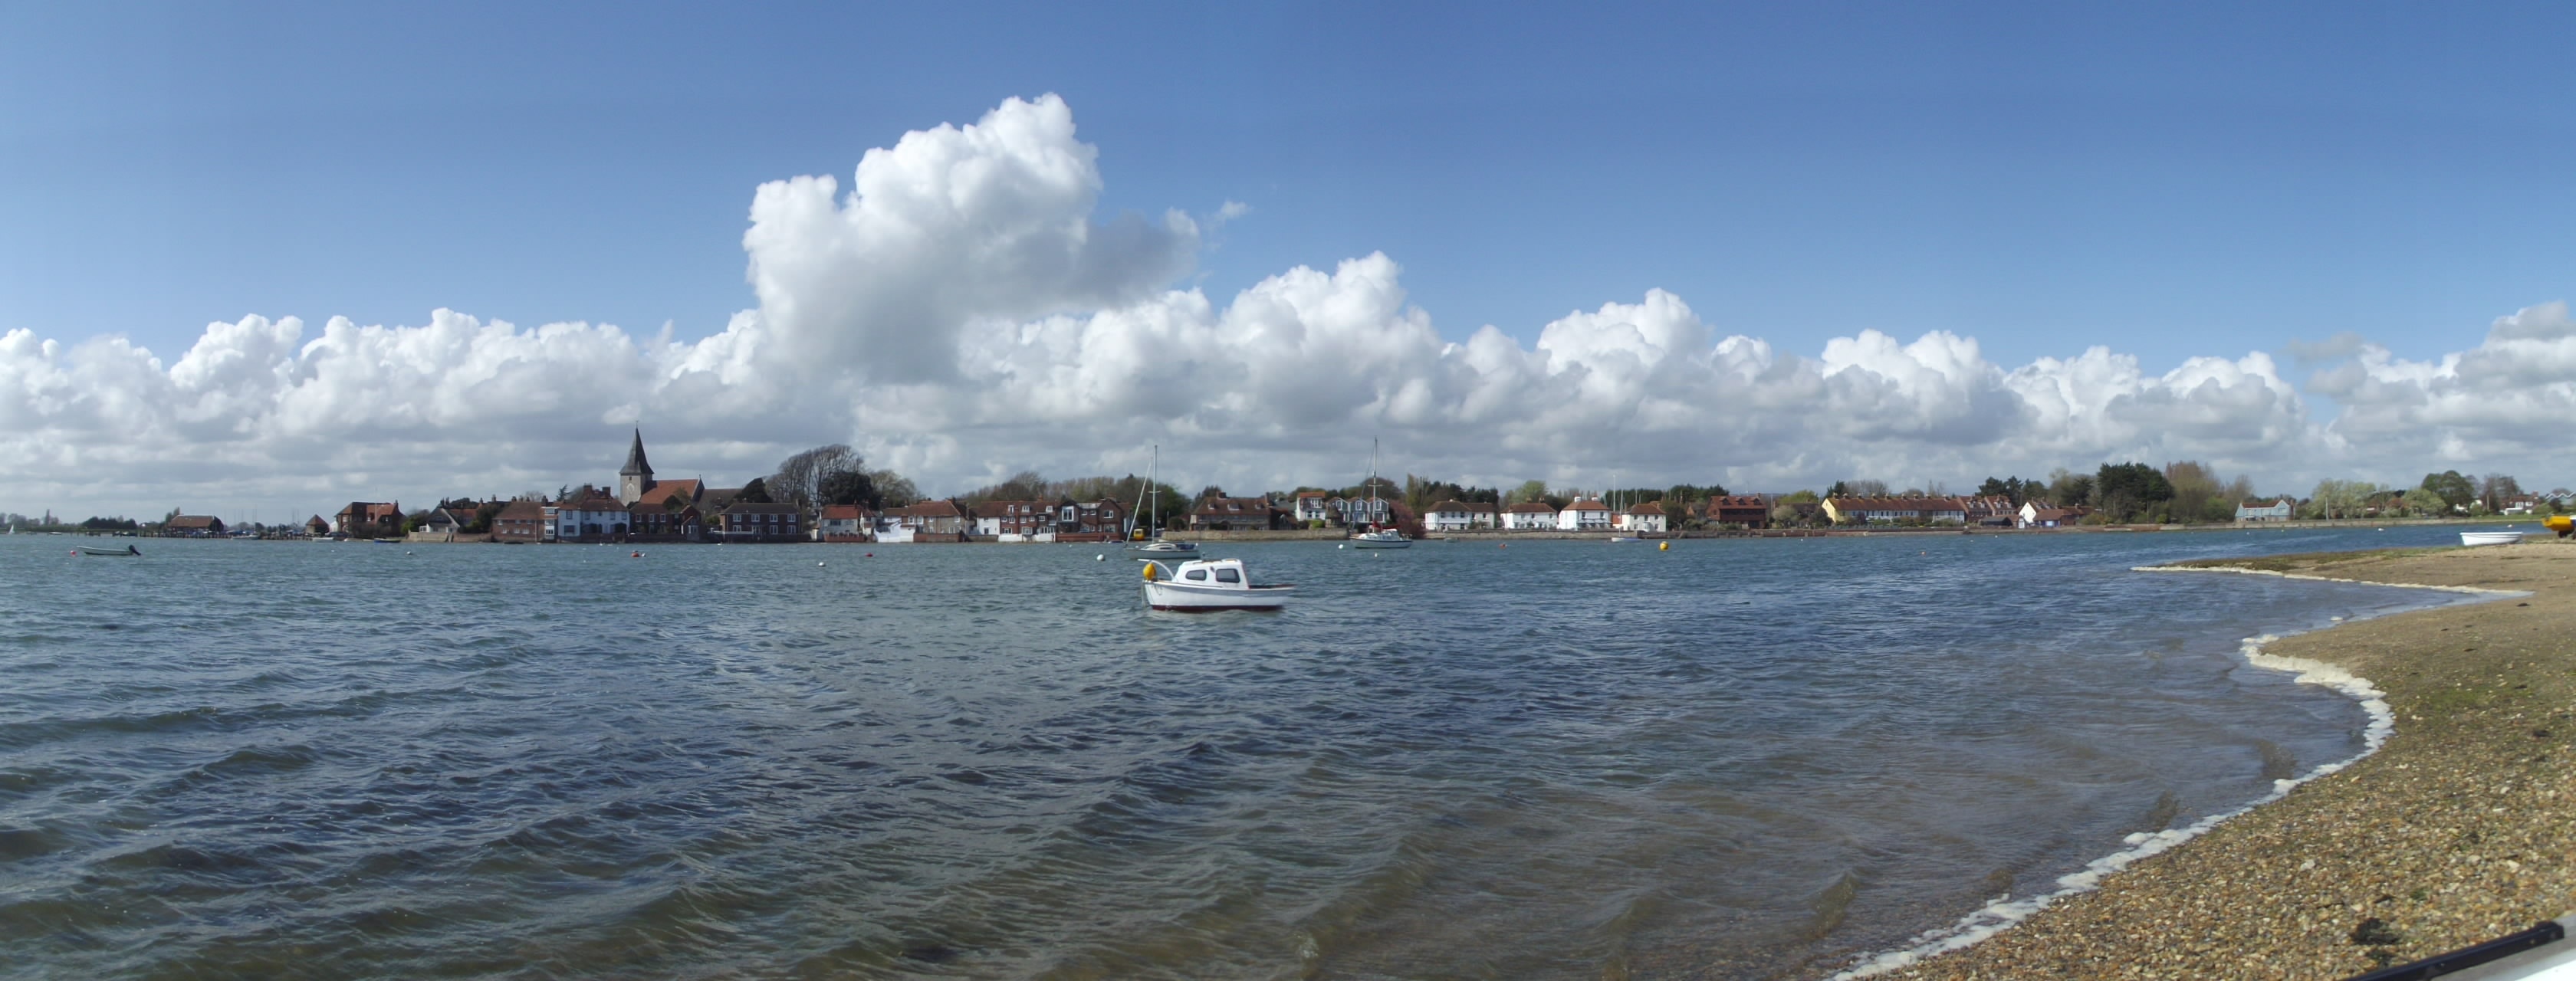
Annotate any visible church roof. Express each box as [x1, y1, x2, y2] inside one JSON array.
[[620, 429, 652, 477]]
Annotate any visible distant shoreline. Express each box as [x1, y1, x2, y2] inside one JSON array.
[[1855, 543, 2576, 980]]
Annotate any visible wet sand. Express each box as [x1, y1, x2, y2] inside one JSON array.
[[1860, 542, 2576, 979]]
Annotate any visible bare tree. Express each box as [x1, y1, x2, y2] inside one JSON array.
[[770, 445, 862, 509], [2164, 461, 2223, 523], [869, 469, 921, 507], [2479, 473, 2523, 513]]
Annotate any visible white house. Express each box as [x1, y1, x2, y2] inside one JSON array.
[[1420, 500, 1498, 533], [1293, 492, 1332, 525], [1616, 500, 1667, 533], [554, 497, 630, 541], [2234, 499, 2295, 522], [1332, 496, 1392, 528], [1501, 502, 1557, 530], [1557, 497, 1612, 531], [1421, 500, 1474, 533]]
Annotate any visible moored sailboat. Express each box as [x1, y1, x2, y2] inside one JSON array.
[[1349, 438, 1410, 549], [1124, 444, 1200, 560]]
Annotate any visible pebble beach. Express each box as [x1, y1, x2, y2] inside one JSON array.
[[1868, 540, 2576, 980]]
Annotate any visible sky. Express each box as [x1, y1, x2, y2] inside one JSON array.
[[2, 2, 2571, 522]]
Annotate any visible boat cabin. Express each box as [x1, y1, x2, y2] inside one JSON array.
[[1167, 558, 1247, 586]]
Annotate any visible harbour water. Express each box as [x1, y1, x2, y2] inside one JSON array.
[[0, 527, 2492, 978]]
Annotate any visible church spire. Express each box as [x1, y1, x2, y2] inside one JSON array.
[[620, 428, 652, 477]]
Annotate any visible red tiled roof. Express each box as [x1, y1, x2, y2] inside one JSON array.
[[1192, 496, 1273, 514], [636, 480, 702, 507], [167, 515, 220, 529]]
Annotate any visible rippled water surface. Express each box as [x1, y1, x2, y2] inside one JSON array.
[[0, 527, 2490, 978]]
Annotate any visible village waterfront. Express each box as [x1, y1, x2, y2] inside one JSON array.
[[0, 526, 2508, 978]]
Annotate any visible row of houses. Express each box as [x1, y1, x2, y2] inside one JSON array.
[[322, 432, 2387, 546]]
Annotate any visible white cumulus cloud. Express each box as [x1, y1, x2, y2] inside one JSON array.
[[1, 94, 2570, 521]]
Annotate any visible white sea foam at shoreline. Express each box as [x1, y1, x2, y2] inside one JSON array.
[[1831, 565, 2522, 979]]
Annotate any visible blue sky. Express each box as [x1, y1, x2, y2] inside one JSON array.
[[5, 2, 2565, 369], [2, 2, 2572, 517]]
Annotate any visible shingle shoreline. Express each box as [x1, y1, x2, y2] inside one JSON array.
[[1843, 543, 2576, 980]]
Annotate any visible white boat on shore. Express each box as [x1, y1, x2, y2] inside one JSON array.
[[2460, 530, 2525, 546], [1141, 557, 1293, 612]]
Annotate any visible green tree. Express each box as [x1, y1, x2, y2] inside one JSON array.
[[2093, 462, 2174, 522], [2047, 468, 2096, 509], [2419, 471, 2474, 512], [1508, 480, 1552, 504], [737, 477, 773, 504]]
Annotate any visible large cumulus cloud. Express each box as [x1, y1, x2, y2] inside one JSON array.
[[0, 95, 2568, 518]]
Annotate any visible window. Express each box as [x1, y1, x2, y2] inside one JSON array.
[[1214, 568, 1240, 583], [1184, 569, 1208, 581]]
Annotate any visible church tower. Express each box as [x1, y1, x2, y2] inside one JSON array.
[[619, 429, 656, 504]]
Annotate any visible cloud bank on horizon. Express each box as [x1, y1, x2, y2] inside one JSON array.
[[2, 94, 2568, 517]]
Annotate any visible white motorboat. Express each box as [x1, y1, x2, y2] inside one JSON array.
[[1141, 557, 1293, 611], [2460, 530, 2524, 546]]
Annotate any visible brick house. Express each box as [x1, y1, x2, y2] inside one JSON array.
[[1054, 498, 1126, 540], [334, 501, 401, 536], [1703, 495, 1769, 528], [166, 514, 226, 536], [714, 502, 803, 542], [491, 500, 547, 543], [1191, 495, 1284, 531]]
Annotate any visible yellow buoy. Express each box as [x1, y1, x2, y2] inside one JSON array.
[[1142, 563, 1158, 581], [1658, 541, 1669, 551]]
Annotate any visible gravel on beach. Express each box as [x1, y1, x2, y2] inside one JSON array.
[[1863, 542, 2576, 980]]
